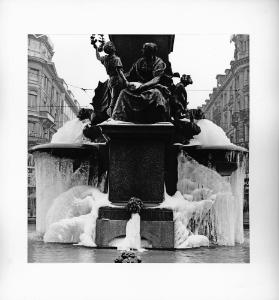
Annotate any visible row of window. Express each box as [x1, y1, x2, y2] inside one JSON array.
[[28, 38, 51, 61], [28, 121, 51, 140], [28, 68, 62, 105], [209, 68, 249, 112], [28, 68, 77, 122], [238, 40, 249, 52]]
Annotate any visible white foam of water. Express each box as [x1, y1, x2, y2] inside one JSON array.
[[112, 213, 146, 252], [44, 187, 110, 247], [51, 118, 90, 144], [189, 119, 233, 146]]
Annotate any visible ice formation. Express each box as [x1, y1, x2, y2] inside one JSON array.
[[44, 186, 110, 247], [34, 152, 91, 233], [170, 152, 246, 247], [34, 116, 246, 250], [39, 151, 246, 249], [190, 119, 232, 146], [112, 213, 146, 252], [51, 118, 90, 143]]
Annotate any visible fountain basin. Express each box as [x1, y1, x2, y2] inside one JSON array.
[[29, 143, 108, 233], [29, 136, 248, 247], [175, 144, 248, 176], [29, 142, 107, 158]]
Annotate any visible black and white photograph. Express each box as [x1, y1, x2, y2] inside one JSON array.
[[1, 1, 279, 300], [27, 33, 250, 263]]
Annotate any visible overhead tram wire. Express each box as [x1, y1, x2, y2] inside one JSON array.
[[28, 70, 94, 91], [28, 71, 95, 104], [28, 71, 243, 93]]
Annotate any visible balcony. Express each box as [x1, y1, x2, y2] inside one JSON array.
[[39, 110, 54, 127]]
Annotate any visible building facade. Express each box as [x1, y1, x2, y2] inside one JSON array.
[[201, 34, 249, 151], [28, 34, 80, 149], [28, 34, 80, 217]]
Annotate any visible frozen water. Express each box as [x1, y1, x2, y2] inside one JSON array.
[[44, 187, 110, 247], [33, 152, 90, 233], [51, 118, 90, 144], [189, 119, 233, 146], [160, 191, 213, 248], [179, 235, 209, 248], [170, 152, 246, 247], [112, 213, 146, 252], [33, 116, 247, 249]]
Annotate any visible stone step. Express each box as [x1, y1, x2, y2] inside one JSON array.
[[98, 206, 173, 221]]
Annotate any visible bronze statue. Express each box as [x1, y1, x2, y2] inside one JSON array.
[[91, 35, 130, 116], [87, 37, 202, 145], [111, 43, 171, 123], [171, 74, 193, 120]]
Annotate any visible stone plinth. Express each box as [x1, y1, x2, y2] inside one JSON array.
[[96, 206, 174, 249], [100, 122, 174, 205]]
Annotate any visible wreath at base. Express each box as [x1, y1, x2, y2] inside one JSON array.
[[125, 197, 144, 214]]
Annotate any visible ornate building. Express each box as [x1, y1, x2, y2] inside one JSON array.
[[201, 34, 249, 151], [28, 34, 80, 149], [28, 34, 80, 217]]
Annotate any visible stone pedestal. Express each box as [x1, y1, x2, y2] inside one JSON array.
[[100, 122, 174, 205], [96, 206, 174, 249], [95, 122, 175, 249]]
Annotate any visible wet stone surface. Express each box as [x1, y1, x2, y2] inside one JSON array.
[[28, 224, 250, 263]]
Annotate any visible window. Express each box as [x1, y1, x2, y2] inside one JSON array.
[[29, 68, 39, 81], [235, 76, 239, 90], [43, 95, 47, 106], [230, 86, 233, 100], [43, 128, 49, 139], [47, 79, 52, 95], [51, 86, 55, 99], [60, 100, 64, 113], [28, 93, 37, 109], [30, 39, 40, 50], [244, 68, 249, 85], [223, 93, 227, 106], [44, 76, 48, 90], [35, 123, 41, 137], [42, 75, 48, 89], [240, 97, 244, 110], [244, 124, 249, 142], [244, 96, 249, 109], [28, 122, 35, 135]]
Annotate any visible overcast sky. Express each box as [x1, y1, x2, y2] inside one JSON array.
[[49, 34, 234, 109]]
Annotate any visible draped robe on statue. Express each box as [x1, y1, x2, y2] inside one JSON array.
[[111, 56, 171, 123]]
